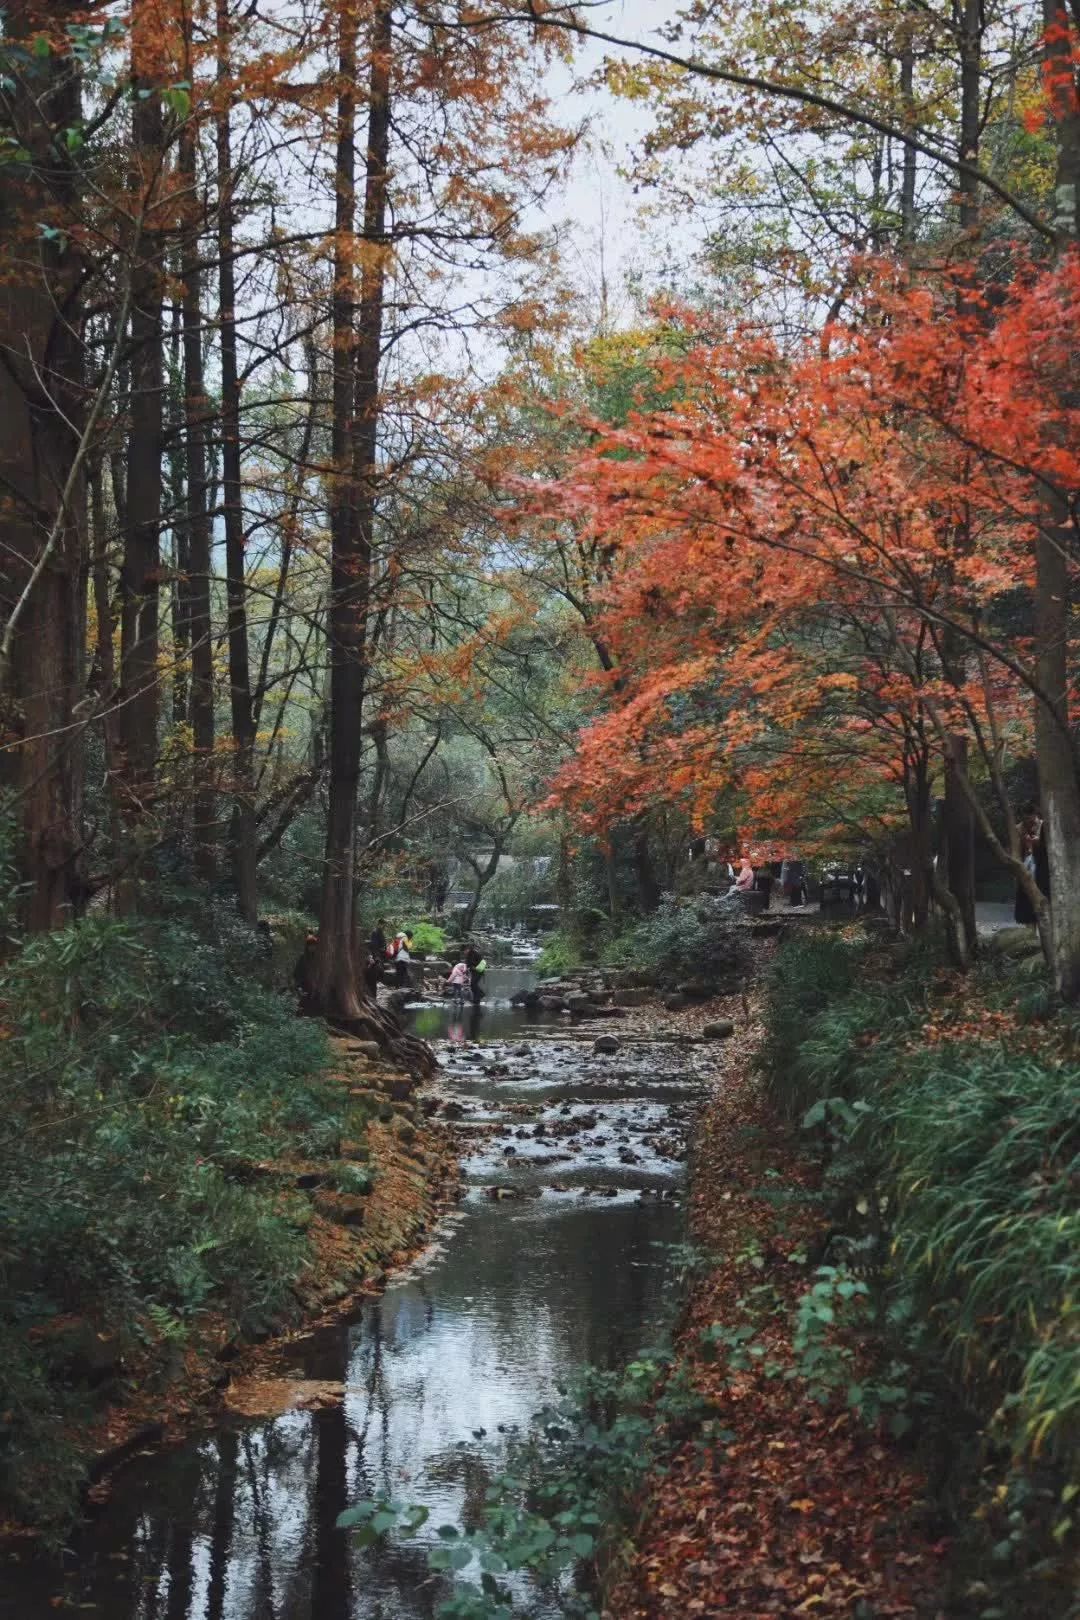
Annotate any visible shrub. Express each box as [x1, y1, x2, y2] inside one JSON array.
[[0, 914, 339, 1535], [764, 933, 1079, 1613], [603, 897, 750, 989], [408, 920, 448, 957], [536, 929, 586, 974]]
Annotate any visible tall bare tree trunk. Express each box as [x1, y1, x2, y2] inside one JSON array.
[[216, 0, 257, 920], [178, 85, 217, 882], [314, 0, 391, 1019], [1036, 0, 1080, 999], [899, 41, 917, 241], [118, 11, 166, 841], [0, 0, 87, 928], [937, 0, 982, 966], [632, 822, 660, 912]]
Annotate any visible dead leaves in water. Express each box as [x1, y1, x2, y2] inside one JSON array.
[[223, 1377, 345, 1418]]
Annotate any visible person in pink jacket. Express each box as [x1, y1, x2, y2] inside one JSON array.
[[733, 856, 755, 892], [444, 960, 470, 1007]]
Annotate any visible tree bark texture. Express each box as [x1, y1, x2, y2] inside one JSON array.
[[0, 0, 87, 927], [179, 98, 217, 881], [313, 0, 391, 1020], [1037, 0, 1080, 998], [118, 10, 166, 825], [216, 0, 257, 920]]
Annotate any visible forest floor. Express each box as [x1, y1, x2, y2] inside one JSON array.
[[604, 987, 948, 1620], [72, 1037, 460, 1516]]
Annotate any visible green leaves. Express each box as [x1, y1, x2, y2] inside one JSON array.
[[335, 1499, 430, 1541], [162, 83, 191, 119], [335, 1352, 688, 1617]]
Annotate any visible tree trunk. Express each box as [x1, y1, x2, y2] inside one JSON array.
[[313, 0, 390, 1020], [632, 822, 661, 912], [556, 831, 571, 914], [899, 42, 917, 241], [605, 844, 619, 921], [166, 293, 188, 731], [118, 14, 166, 834], [205, 1428, 237, 1620], [1036, 0, 1080, 999], [0, 0, 87, 928], [216, 0, 257, 920], [904, 755, 932, 932], [938, 0, 981, 965], [179, 86, 217, 883], [942, 734, 977, 960], [460, 839, 503, 935], [311, 1404, 351, 1617]]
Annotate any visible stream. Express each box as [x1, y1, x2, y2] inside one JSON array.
[[5, 983, 708, 1620]]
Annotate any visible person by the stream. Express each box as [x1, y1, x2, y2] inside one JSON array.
[[444, 960, 470, 1008], [464, 944, 487, 1004], [1015, 805, 1050, 925], [368, 919, 388, 989], [732, 857, 755, 893], [782, 857, 807, 906], [392, 930, 413, 988]]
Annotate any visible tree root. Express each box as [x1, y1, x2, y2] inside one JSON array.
[[326, 997, 436, 1076]]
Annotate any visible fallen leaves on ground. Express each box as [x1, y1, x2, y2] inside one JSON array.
[[605, 989, 947, 1619]]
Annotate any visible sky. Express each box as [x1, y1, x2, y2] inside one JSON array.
[[529, 0, 704, 327]]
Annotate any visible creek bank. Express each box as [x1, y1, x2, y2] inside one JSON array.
[[604, 996, 946, 1619], [68, 1035, 459, 1518], [4, 1005, 705, 1618]]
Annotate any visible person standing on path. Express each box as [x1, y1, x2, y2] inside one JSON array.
[[1015, 806, 1050, 925], [444, 959, 470, 1008], [464, 944, 486, 1004], [393, 930, 413, 989]]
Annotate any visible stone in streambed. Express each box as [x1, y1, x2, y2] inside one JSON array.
[[593, 1034, 620, 1055], [702, 1020, 735, 1040]]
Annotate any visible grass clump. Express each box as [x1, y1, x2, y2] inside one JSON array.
[[0, 914, 342, 1536]]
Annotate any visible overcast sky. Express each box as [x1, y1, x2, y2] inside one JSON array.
[[532, 0, 704, 326]]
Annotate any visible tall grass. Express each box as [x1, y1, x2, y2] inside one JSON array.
[[763, 933, 1080, 1607]]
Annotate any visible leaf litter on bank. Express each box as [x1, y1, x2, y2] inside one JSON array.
[[605, 991, 947, 1619]]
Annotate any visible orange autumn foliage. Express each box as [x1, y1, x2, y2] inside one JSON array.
[[532, 255, 1080, 851]]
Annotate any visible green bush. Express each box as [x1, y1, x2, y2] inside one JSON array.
[[536, 929, 586, 974], [763, 934, 1079, 1613], [603, 898, 750, 989], [407, 920, 448, 957], [0, 914, 340, 1535]]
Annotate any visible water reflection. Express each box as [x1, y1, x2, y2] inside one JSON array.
[[6, 1037, 691, 1620]]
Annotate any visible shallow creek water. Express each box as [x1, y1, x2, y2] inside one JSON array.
[[5, 1003, 708, 1620]]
